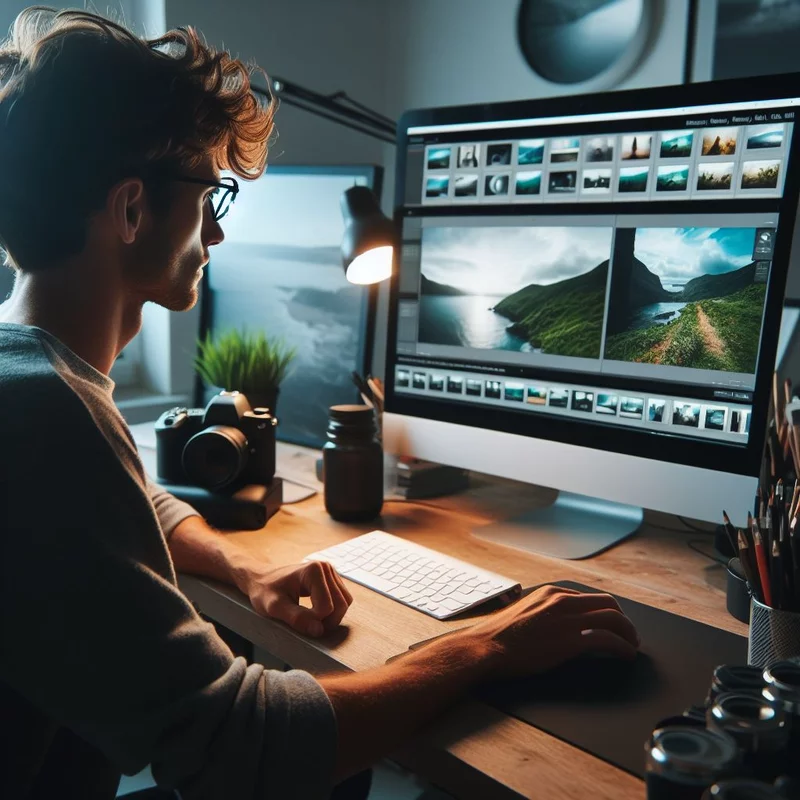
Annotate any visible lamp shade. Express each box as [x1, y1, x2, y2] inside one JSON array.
[[340, 186, 395, 285]]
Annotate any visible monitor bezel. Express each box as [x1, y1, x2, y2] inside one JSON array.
[[385, 74, 800, 478], [194, 163, 383, 449]]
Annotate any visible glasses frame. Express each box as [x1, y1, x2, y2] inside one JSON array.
[[172, 175, 240, 221]]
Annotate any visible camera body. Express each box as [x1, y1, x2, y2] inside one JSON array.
[[155, 391, 277, 492]]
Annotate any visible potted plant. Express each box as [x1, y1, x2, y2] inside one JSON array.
[[194, 328, 296, 414]]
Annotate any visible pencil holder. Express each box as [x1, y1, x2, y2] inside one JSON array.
[[748, 598, 800, 667]]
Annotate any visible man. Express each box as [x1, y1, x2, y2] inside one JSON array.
[[0, 7, 639, 799]]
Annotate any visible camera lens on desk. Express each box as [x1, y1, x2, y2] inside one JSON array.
[[646, 726, 739, 799], [702, 778, 784, 798], [706, 693, 788, 783], [707, 666, 767, 706], [323, 404, 383, 522], [762, 661, 800, 778]]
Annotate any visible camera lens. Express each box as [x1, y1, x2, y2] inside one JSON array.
[[182, 425, 248, 490]]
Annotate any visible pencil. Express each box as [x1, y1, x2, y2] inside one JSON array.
[[738, 530, 763, 603], [721, 511, 739, 555], [771, 539, 783, 610], [753, 524, 774, 608]]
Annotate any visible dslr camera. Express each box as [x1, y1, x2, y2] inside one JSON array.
[[155, 391, 277, 492]]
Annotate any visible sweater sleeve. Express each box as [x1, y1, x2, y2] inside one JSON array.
[[145, 476, 201, 538], [0, 390, 338, 799]]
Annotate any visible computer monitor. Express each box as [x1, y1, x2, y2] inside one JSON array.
[[196, 164, 383, 448], [383, 74, 800, 559]]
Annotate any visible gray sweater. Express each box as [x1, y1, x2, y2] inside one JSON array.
[[0, 323, 337, 799]]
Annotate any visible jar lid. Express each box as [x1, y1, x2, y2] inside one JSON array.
[[329, 404, 375, 422], [647, 726, 738, 780], [763, 660, 800, 710], [707, 693, 787, 749], [712, 665, 766, 694]]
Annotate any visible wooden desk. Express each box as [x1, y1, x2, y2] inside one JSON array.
[[154, 442, 746, 800]]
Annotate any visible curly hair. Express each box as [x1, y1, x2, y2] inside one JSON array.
[[0, 6, 275, 271]]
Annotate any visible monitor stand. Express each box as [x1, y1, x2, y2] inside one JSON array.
[[472, 491, 643, 560]]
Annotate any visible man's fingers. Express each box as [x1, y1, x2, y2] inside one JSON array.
[[576, 628, 638, 661], [573, 608, 639, 648], [332, 570, 354, 605], [302, 561, 335, 619], [554, 591, 623, 616], [269, 599, 326, 637], [303, 562, 351, 630]]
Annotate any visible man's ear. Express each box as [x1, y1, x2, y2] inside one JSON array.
[[107, 178, 146, 245]]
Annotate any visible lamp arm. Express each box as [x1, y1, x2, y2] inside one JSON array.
[[327, 90, 397, 130], [251, 77, 396, 145]]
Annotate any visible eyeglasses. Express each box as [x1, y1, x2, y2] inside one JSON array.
[[172, 175, 239, 221]]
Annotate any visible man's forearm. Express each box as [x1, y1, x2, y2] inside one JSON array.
[[168, 515, 259, 593], [320, 630, 499, 781]]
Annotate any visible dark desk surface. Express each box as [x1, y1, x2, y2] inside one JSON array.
[[133, 429, 746, 800]]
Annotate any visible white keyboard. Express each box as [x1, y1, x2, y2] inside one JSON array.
[[304, 530, 522, 620]]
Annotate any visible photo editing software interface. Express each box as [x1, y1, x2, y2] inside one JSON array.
[[392, 97, 800, 448]]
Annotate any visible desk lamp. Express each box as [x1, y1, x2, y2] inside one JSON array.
[[340, 185, 394, 285], [251, 76, 396, 286]]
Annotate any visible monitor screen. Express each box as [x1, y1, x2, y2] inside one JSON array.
[[197, 165, 382, 447], [386, 77, 800, 489]]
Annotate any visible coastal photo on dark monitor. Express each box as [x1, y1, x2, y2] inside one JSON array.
[[550, 137, 580, 163], [548, 171, 577, 194], [583, 169, 612, 194], [673, 403, 701, 428], [527, 386, 548, 405], [741, 160, 781, 190], [487, 143, 512, 166], [697, 162, 734, 191], [454, 174, 479, 197], [426, 177, 449, 198], [549, 388, 569, 408], [584, 136, 614, 162], [485, 173, 510, 196], [648, 399, 666, 423], [702, 127, 738, 156], [203, 168, 375, 448], [618, 166, 649, 193], [516, 171, 542, 195], [417, 224, 614, 359], [621, 134, 651, 160], [427, 146, 451, 170], [596, 393, 618, 415], [518, 138, 545, 165], [746, 124, 784, 150], [604, 227, 765, 374], [659, 130, 694, 158], [656, 165, 689, 192]]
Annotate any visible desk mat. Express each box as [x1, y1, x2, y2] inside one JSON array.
[[476, 581, 747, 779]]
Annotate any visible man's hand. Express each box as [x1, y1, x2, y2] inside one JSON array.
[[466, 584, 639, 679], [167, 517, 354, 638], [241, 561, 354, 638]]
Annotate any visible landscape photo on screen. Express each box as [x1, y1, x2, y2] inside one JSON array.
[[745, 124, 783, 150], [518, 139, 545, 165], [427, 146, 451, 170], [659, 130, 694, 158], [603, 226, 766, 373], [417, 225, 614, 359], [584, 136, 615, 162]]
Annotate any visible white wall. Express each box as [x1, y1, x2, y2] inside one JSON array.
[[166, 0, 390, 170]]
